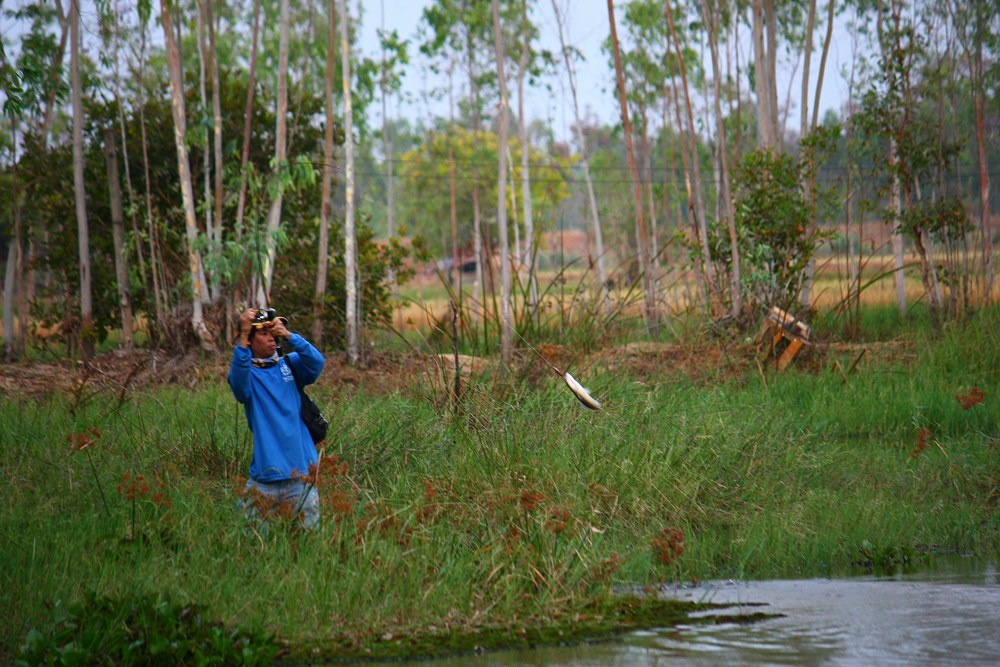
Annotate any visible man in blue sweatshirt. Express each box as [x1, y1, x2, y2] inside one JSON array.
[[229, 307, 326, 531]]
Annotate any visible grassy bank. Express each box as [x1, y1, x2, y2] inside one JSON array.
[[2, 306, 998, 663]]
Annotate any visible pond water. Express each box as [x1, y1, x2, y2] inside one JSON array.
[[418, 556, 1000, 666]]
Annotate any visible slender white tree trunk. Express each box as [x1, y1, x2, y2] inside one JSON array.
[[160, 0, 214, 349], [701, 0, 740, 317], [889, 140, 907, 315], [71, 0, 94, 357], [260, 0, 290, 303], [314, 0, 336, 345], [103, 127, 134, 349], [339, 0, 359, 363], [552, 0, 608, 313], [491, 0, 513, 366]]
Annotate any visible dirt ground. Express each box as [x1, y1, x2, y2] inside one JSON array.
[[0, 334, 913, 402]]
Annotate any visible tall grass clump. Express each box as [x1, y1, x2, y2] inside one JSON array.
[[2, 306, 997, 662]]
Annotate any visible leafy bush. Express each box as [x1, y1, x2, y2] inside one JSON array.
[[16, 590, 279, 666]]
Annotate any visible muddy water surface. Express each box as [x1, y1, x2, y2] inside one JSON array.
[[419, 556, 999, 666]]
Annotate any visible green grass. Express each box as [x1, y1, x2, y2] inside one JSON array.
[[2, 306, 998, 662]]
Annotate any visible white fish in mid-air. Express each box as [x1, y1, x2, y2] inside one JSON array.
[[563, 372, 601, 410]]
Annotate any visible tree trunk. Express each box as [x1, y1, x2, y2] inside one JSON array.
[[641, 113, 660, 302], [491, 0, 513, 366], [70, 0, 94, 358], [464, 32, 485, 328], [260, 0, 291, 303], [516, 22, 537, 319], [313, 0, 336, 345], [39, 1, 68, 144], [136, 27, 167, 337], [197, 0, 213, 300], [665, 0, 713, 308], [2, 244, 17, 361], [103, 127, 135, 349], [701, 0, 740, 317], [551, 0, 609, 313], [3, 129, 21, 361], [609, 0, 657, 334], [448, 67, 460, 294], [800, 0, 837, 307], [234, 0, 262, 243], [206, 0, 224, 301], [800, 0, 817, 140], [160, 0, 215, 350], [889, 140, 907, 316], [380, 9, 399, 332], [967, 7, 993, 299], [752, 0, 780, 148], [338, 0, 359, 363]]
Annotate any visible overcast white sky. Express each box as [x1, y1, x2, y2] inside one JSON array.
[[356, 0, 855, 142]]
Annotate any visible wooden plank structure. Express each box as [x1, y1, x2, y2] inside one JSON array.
[[761, 306, 812, 371]]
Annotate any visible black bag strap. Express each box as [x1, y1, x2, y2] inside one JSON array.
[[285, 356, 306, 393]]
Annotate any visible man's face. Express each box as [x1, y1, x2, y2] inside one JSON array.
[[250, 328, 277, 358]]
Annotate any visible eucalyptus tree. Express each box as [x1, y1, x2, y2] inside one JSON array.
[[490, 0, 513, 364], [751, 0, 780, 148], [95, 0, 138, 349], [396, 125, 570, 259], [199, 0, 224, 301], [798, 0, 838, 307], [234, 0, 262, 247], [700, 0, 740, 317], [851, 0, 967, 324], [0, 0, 67, 358], [375, 21, 409, 332], [102, 126, 134, 349], [944, 0, 996, 301], [618, 0, 670, 314], [258, 0, 291, 304], [339, 0, 359, 364], [70, 0, 94, 357], [313, 0, 337, 345], [509, 0, 552, 319], [664, 0, 713, 308], [551, 0, 609, 312], [160, 0, 215, 349], [608, 0, 657, 334], [134, 0, 169, 336], [421, 0, 496, 324]]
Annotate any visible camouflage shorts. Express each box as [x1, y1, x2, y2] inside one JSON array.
[[241, 478, 320, 532]]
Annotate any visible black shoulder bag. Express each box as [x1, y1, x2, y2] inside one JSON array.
[[286, 359, 329, 444]]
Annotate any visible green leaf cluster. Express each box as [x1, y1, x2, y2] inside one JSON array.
[[16, 590, 278, 666]]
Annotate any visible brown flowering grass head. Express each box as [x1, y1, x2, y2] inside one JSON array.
[[545, 507, 572, 534], [519, 490, 546, 512], [588, 482, 618, 505], [956, 387, 985, 410], [910, 428, 933, 459], [416, 479, 441, 525], [117, 471, 151, 501], [590, 552, 622, 583], [326, 489, 355, 520], [651, 526, 685, 567], [67, 428, 102, 452]]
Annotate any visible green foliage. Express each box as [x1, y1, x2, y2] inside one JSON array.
[[727, 145, 830, 309], [272, 220, 412, 347], [15, 590, 278, 666], [396, 125, 572, 258]]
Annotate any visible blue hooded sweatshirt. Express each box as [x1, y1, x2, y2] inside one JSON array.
[[228, 333, 325, 482]]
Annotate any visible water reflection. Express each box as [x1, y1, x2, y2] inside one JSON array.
[[413, 556, 999, 666]]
